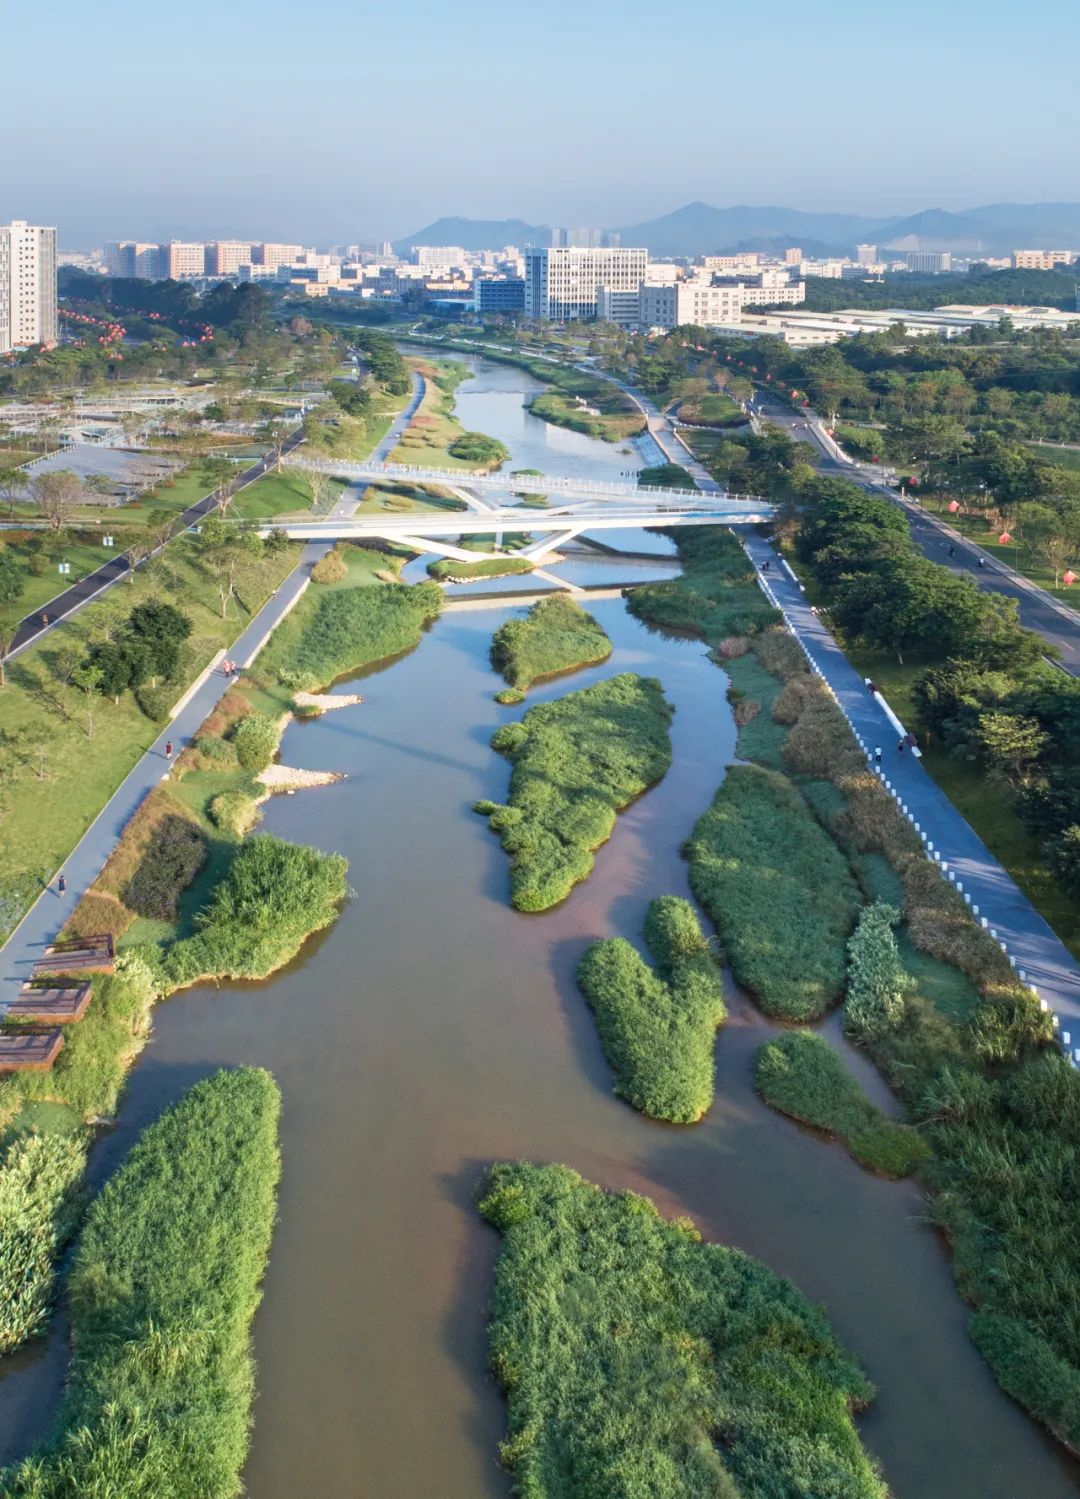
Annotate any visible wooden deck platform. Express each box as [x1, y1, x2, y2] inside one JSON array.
[[0, 1030, 65, 1072], [7, 983, 92, 1023], [34, 933, 115, 977]]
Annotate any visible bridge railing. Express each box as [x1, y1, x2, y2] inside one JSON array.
[[281, 455, 766, 508]]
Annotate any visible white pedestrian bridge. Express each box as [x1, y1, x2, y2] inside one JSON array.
[[272, 458, 774, 562]]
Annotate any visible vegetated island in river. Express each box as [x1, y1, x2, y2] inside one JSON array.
[[755, 1029, 930, 1179], [631, 523, 1080, 1458], [477, 673, 673, 912], [490, 595, 613, 690], [0, 1068, 280, 1499], [477, 1161, 889, 1499], [577, 896, 727, 1122]]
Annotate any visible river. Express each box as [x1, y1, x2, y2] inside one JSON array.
[[1, 354, 1077, 1498]]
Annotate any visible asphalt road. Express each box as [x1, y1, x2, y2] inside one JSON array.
[[8, 426, 306, 659], [754, 395, 1080, 677]]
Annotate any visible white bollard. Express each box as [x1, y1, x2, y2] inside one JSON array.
[[1019, 969, 1026, 981], [990, 928, 997, 939], [1064, 1031, 1071, 1047], [1039, 998, 1048, 1012], [934, 852, 941, 863], [964, 893, 972, 905], [927, 841, 934, 853], [981, 917, 988, 929], [956, 881, 963, 893], [972, 905, 979, 916]]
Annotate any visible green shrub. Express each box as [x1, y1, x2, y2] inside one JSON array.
[[123, 813, 207, 921], [0, 1133, 87, 1355], [494, 687, 525, 705], [755, 1031, 929, 1179], [490, 595, 612, 689], [311, 548, 347, 584], [194, 734, 238, 768], [638, 462, 696, 489], [134, 682, 174, 724], [577, 896, 726, 1122], [447, 431, 509, 465], [158, 834, 347, 990], [970, 1312, 1080, 1453], [231, 712, 282, 773], [262, 578, 442, 691], [0, 1069, 280, 1499], [477, 1162, 887, 1499], [687, 764, 861, 1019], [844, 901, 912, 1043], [208, 790, 260, 838], [479, 674, 673, 911]]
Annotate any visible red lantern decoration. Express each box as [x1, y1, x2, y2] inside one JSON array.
[[998, 531, 1012, 544], [948, 499, 960, 513], [802, 399, 810, 406], [1063, 570, 1077, 586], [765, 373, 772, 381]]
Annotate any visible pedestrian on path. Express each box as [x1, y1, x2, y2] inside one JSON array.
[[164, 740, 173, 760], [57, 873, 66, 896], [897, 739, 905, 756], [874, 746, 882, 764]]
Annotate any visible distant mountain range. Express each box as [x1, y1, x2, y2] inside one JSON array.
[[393, 202, 1080, 258]]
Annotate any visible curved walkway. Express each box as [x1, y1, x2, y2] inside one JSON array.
[[329, 370, 426, 519]]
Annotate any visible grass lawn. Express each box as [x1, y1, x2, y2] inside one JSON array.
[[0, 535, 302, 943], [350, 481, 467, 517], [1027, 442, 1080, 473], [230, 469, 343, 522], [678, 391, 744, 427]]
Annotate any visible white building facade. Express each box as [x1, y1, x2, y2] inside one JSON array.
[[0, 220, 58, 353], [639, 281, 744, 331], [525, 246, 648, 319]]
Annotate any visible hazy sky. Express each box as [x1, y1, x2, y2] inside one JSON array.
[[6, 0, 1079, 246]]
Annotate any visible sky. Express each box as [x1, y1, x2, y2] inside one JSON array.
[[5, 0, 1079, 247]]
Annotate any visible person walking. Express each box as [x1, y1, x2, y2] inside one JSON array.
[[164, 739, 173, 760], [57, 872, 66, 896], [897, 739, 905, 756], [874, 746, 882, 765]]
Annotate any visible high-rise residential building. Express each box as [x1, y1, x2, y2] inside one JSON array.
[[207, 241, 254, 276], [783, 246, 802, 264], [0, 220, 58, 353], [253, 242, 304, 268], [856, 244, 878, 266], [552, 227, 616, 249], [524, 246, 648, 319], [414, 246, 466, 272], [164, 241, 208, 279], [104, 241, 162, 278], [1011, 248, 1077, 269]]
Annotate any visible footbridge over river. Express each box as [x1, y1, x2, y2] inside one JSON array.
[[273, 458, 774, 562]]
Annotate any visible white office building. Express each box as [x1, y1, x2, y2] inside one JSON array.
[[639, 281, 744, 331], [525, 246, 648, 319], [0, 220, 58, 353]]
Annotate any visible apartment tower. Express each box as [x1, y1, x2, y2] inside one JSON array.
[[0, 220, 58, 353]]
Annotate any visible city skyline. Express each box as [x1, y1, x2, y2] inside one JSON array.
[[7, 0, 1080, 245]]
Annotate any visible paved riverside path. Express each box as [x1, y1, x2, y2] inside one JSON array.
[[0, 545, 326, 1007], [330, 370, 425, 519], [738, 526, 1080, 1044]]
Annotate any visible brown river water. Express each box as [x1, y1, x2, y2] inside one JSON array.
[[0, 358, 1077, 1498]]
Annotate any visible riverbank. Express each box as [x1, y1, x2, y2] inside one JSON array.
[[387, 357, 509, 471]]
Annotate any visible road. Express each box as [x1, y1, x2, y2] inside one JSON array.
[[7, 426, 307, 660], [753, 394, 1080, 677]]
